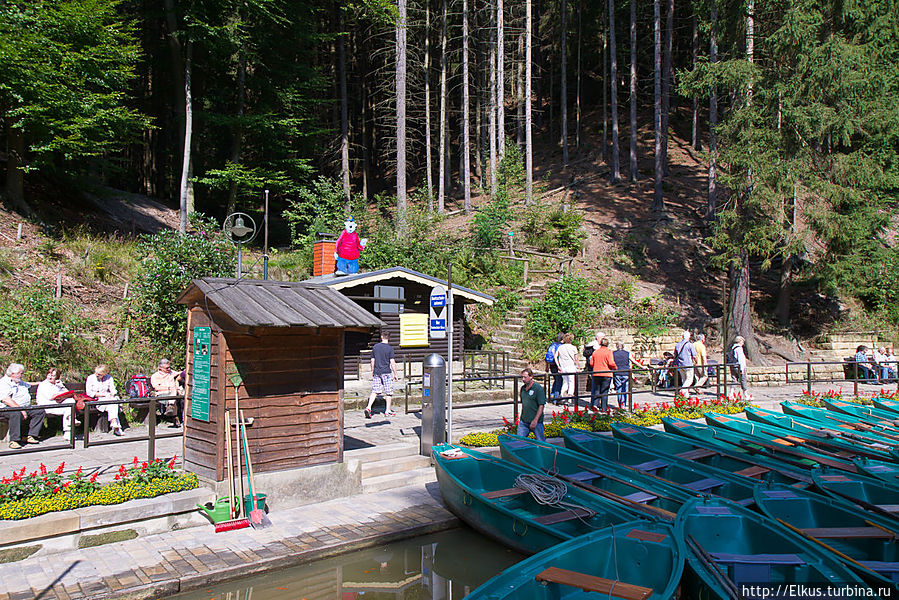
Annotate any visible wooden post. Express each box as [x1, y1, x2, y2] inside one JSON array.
[[854, 362, 859, 398], [56, 273, 62, 298], [523, 259, 529, 284], [16, 224, 23, 241], [807, 362, 812, 394], [123, 282, 129, 299], [148, 397, 157, 462], [513, 375, 519, 423]]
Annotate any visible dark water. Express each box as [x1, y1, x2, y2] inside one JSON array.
[[171, 527, 524, 600]]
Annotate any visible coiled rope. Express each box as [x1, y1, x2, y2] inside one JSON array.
[[513, 473, 598, 523]]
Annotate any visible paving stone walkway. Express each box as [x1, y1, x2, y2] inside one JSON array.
[[0, 483, 457, 600]]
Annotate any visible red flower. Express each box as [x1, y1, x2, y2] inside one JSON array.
[[55, 462, 65, 475], [133, 456, 139, 465], [114, 474, 120, 481], [1, 477, 8, 484], [76, 466, 83, 476], [89, 473, 98, 483], [19, 467, 26, 476], [168, 457, 177, 469], [52, 487, 60, 493], [39, 463, 47, 476]]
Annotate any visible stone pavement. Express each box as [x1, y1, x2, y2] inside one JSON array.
[[0, 483, 458, 600]]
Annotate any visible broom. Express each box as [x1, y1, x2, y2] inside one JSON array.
[[215, 411, 249, 532], [240, 409, 272, 528]]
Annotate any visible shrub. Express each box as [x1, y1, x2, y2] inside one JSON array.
[[130, 213, 234, 356], [523, 276, 599, 361], [471, 195, 512, 249], [283, 177, 356, 249], [0, 286, 85, 378], [521, 201, 585, 254], [617, 296, 677, 337]]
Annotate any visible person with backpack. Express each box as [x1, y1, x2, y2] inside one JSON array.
[[729, 336, 748, 391], [545, 333, 563, 400], [553, 333, 580, 403]]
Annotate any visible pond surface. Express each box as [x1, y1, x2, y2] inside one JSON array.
[[171, 527, 525, 600]]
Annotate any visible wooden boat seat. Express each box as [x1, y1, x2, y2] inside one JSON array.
[[710, 552, 804, 565], [622, 491, 657, 504], [684, 477, 725, 492], [876, 505, 899, 513], [565, 470, 599, 482], [535, 566, 653, 600], [632, 459, 669, 472], [675, 448, 718, 460], [481, 487, 528, 499], [801, 527, 895, 539], [533, 507, 594, 525], [734, 465, 770, 478]]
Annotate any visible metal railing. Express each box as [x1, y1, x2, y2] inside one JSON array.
[[0, 396, 183, 461]]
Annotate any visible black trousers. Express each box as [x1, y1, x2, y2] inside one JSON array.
[[6, 407, 46, 441], [591, 377, 612, 411]]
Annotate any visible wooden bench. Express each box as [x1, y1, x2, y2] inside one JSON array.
[[632, 459, 669, 472], [535, 567, 653, 600], [710, 552, 804, 585], [533, 507, 594, 525], [684, 477, 726, 492], [733, 465, 771, 478]]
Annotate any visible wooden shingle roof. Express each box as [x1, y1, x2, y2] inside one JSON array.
[[177, 278, 383, 328]]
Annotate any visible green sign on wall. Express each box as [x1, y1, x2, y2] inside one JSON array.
[[191, 326, 212, 422]]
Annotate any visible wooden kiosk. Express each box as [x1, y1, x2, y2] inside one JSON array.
[[176, 278, 382, 487]]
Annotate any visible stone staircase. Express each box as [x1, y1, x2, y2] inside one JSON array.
[[490, 282, 547, 373], [346, 442, 435, 494]]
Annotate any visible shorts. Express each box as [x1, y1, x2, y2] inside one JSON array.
[[336, 257, 359, 274], [372, 373, 394, 396]]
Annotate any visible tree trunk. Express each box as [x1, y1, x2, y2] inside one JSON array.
[[4, 121, 30, 215], [560, 0, 568, 167], [691, 13, 701, 151], [438, 0, 448, 213], [525, 0, 533, 204], [462, 0, 471, 213], [163, 0, 185, 200], [651, 0, 664, 213], [178, 42, 193, 234], [396, 0, 408, 232], [424, 0, 434, 207], [707, 0, 718, 220], [576, 0, 582, 151], [339, 29, 350, 205], [628, 0, 638, 181], [489, 15, 498, 195], [601, 5, 608, 161], [497, 0, 505, 157], [608, 0, 620, 182], [660, 0, 673, 176], [727, 250, 761, 363], [227, 47, 246, 216], [517, 32, 524, 146]]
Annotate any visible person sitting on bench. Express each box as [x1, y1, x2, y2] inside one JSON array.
[[85, 364, 124, 436], [36, 367, 75, 441], [854, 346, 876, 381], [1, 363, 45, 449], [151, 358, 184, 425]]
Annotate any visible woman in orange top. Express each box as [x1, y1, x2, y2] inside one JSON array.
[[589, 335, 618, 411]]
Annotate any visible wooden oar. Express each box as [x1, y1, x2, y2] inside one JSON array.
[[737, 438, 858, 472], [685, 534, 741, 600], [571, 464, 686, 503], [865, 520, 899, 539], [775, 519, 878, 576]]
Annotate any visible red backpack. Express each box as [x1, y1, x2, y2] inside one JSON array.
[[126, 375, 150, 398]]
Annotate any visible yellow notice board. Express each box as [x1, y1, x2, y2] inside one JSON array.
[[400, 313, 429, 347]]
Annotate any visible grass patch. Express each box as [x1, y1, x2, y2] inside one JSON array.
[[0, 545, 41, 564], [78, 529, 138, 549]]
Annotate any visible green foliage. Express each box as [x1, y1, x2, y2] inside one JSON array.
[[617, 296, 677, 337], [0, 0, 149, 173], [521, 201, 586, 253], [0, 286, 84, 377], [131, 213, 235, 356], [283, 177, 356, 248], [471, 196, 512, 249], [523, 276, 598, 361], [63, 231, 138, 284]]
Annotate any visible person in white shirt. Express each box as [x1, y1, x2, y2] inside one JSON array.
[[553, 333, 580, 403], [731, 336, 748, 391], [0, 363, 45, 449], [36, 367, 74, 440], [85, 364, 123, 436]]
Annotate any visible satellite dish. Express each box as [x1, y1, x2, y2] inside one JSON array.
[[223, 212, 258, 245]]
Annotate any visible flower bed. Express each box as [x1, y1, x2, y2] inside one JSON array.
[[460, 392, 753, 448], [0, 457, 198, 520], [795, 388, 893, 407]]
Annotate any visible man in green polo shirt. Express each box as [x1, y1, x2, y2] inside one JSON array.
[[517, 368, 546, 441]]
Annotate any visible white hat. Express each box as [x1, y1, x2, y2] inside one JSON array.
[[596, 331, 606, 341]]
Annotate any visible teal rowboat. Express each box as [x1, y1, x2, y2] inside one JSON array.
[[676, 497, 875, 598], [662, 417, 830, 471], [610, 422, 811, 484], [855, 457, 899, 486], [432, 443, 649, 555], [873, 398, 899, 415], [498, 434, 693, 518], [465, 520, 684, 600], [781, 401, 899, 440], [812, 468, 899, 521], [744, 406, 897, 459], [823, 399, 899, 427], [561, 429, 759, 506], [754, 484, 899, 588], [706, 411, 895, 463]]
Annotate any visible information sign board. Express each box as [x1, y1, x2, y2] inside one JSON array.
[[190, 327, 211, 422]]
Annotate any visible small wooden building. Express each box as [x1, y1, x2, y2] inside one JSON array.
[[177, 278, 382, 482], [306, 267, 494, 376]]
